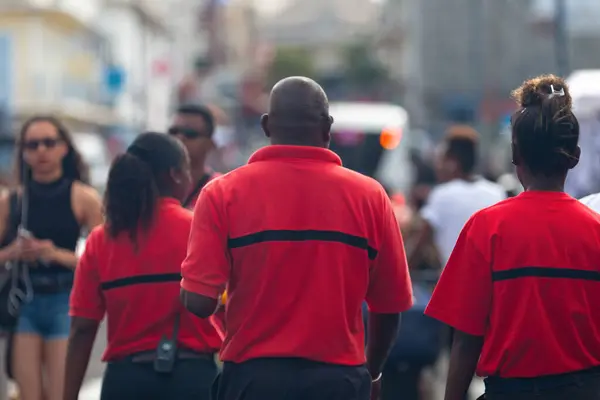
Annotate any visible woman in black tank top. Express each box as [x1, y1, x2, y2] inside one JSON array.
[[0, 116, 103, 400]]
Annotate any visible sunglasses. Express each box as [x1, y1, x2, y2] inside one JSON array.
[[168, 126, 210, 139], [23, 138, 62, 151]]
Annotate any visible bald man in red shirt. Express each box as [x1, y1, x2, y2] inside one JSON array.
[[181, 77, 413, 400]]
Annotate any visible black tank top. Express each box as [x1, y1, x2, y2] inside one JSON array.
[[25, 178, 81, 276]]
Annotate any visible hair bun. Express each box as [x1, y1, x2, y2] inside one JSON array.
[[511, 74, 572, 109]]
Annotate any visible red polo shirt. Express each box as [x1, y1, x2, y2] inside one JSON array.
[[70, 198, 222, 361], [181, 145, 413, 365], [426, 191, 600, 378]]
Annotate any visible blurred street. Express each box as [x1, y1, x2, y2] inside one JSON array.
[[0, 0, 598, 399]]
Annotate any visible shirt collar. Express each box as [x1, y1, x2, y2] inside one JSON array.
[[248, 145, 342, 166], [159, 197, 181, 208]]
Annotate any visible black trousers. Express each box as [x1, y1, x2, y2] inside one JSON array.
[[484, 367, 600, 400], [212, 358, 371, 400], [101, 357, 217, 400]]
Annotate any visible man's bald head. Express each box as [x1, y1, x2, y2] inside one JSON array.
[[262, 77, 333, 147]]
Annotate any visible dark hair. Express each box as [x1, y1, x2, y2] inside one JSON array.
[[444, 132, 478, 174], [15, 115, 89, 184], [176, 104, 215, 137], [104, 132, 186, 245], [511, 74, 579, 176]]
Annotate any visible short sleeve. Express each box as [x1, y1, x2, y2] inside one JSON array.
[[70, 229, 105, 321], [420, 187, 444, 230], [180, 185, 230, 299], [365, 195, 413, 313], [425, 214, 492, 336]]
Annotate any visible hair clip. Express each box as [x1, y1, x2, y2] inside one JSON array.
[[548, 85, 565, 99]]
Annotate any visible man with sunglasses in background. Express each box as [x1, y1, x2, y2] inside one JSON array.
[[169, 104, 227, 341], [169, 104, 221, 209]]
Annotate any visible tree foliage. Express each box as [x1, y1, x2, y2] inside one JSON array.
[[267, 46, 316, 87], [341, 42, 390, 90]]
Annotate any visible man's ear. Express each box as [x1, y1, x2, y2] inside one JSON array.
[[260, 114, 270, 138], [322, 115, 333, 143]]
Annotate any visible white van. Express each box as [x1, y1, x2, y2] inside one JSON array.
[[328, 102, 412, 193]]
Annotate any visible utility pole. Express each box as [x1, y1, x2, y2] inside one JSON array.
[[468, 0, 485, 124], [554, 0, 569, 77]]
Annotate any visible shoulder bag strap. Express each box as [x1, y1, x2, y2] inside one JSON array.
[[3, 191, 21, 246]]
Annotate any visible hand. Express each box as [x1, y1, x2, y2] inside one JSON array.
[[25, 238, 57, 262], [4, 238, 38, 263], [370, 379, 381, 400]]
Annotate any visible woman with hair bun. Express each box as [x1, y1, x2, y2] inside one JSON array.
[[425, 75, 600, 400]]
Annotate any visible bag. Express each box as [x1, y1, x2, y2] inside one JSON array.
[[0, 191, 23, 331], [363, 283, 444, 368], [0, 191, 24, 380]]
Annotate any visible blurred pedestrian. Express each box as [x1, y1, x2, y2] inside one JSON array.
[[0, 116, 103, 400], [180, 76, 413, 400], [580, 191, 600, 212], [426, 75, 600, 400], [64, 132, 221, 400], [169, 104, 227, 338], [169, 104, 220, 209], [407, 126, 505, 269]]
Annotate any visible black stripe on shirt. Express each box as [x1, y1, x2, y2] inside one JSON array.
[[101, 273, 181, 291], [228, 229, 379, 260], [492, 267, 600, 282]]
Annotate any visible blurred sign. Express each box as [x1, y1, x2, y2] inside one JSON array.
[[104, 65, 125, 96], [152, 59, 169, 77]]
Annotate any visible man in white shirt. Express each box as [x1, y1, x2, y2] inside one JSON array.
[[579, 192, 600, 213], [408, 127, 506, 267]]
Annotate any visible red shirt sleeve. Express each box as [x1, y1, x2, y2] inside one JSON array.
[[181, 184, 230, 299], [365, 193, 414, 313], [425, 213, 492, 336], [70, 228, 105, 321]]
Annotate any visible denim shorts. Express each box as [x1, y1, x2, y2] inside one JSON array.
[[16, 291, 71, 340]]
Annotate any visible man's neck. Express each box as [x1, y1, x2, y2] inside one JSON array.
[[190, 163, 208, 184]]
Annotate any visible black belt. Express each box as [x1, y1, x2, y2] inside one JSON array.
[[122, 349, 213, 364], [30, 275, 73, 294], [484, 365, 600, 393]]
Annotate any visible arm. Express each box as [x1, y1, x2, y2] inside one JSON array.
[[406, 220, 433, 268], [424, 215, 492, 400], [64, 230, 105, 400], [365, 192, 414, 379], [445, 331, 484, 400], [0, 191, 16, 264], [49, 183, 104, 269], [64, 317, 100, 400], [406, 189, 442, 268], [180, 186, 230, 318], [366, 313, 400, 378]]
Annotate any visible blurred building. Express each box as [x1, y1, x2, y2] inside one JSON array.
[[376, 0, 600, 133], [259, 0, 380, 74], [0, 0, 118, 133], [98, 0, 173, 133]]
